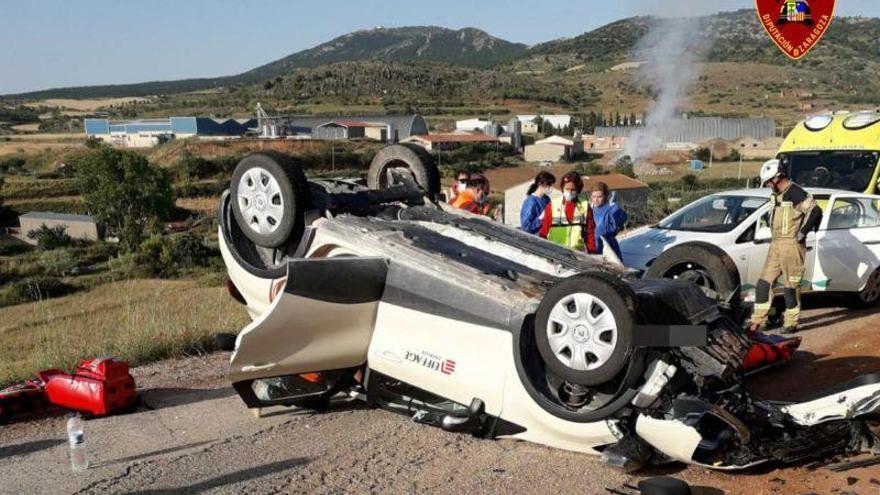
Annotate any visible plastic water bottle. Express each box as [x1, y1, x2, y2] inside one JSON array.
[[66, 414, 88, 472]]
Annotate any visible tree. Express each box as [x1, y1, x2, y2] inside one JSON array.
[[692, 146, 712, 162], [615, 155, 636, 178], [71, 146, 173, 251]]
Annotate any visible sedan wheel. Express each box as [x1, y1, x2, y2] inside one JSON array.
[[237, 167, 285, 237], [856, 269, 880, 306], [230, 151, 308, 249], [546, 293, 619, 372], [535, 272, 635, 386]]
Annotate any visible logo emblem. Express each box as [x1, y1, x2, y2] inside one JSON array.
[[441, 359, 456, 375], [755, 0, 835, 60]]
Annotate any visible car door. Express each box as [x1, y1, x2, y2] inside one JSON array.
[[745, 199, 828, 293], [812, 194, 880, 292], [740, 205, 773, 289], [229, 256, 388, 409]]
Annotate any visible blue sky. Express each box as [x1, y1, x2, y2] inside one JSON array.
[[2, 0, 878, 94]]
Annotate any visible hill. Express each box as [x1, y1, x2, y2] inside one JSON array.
[[6, 10, 880, 127], [5, 27, 526, 100]]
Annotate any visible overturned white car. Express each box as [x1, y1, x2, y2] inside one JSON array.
[[218, 145, 880, 471]]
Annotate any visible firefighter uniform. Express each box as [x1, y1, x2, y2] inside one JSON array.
[[751, 182, 822, 330]]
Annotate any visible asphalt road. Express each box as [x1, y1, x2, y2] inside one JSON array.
[[3, 298, 880, 495]]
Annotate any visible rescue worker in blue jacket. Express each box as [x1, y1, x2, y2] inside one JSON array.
[[589, 181, 628, 260], [520, 171, 556, 234]]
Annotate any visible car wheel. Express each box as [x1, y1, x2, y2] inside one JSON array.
[[231, 151, 308, 249], [535, 272, 636, 386], [645, 243, 741, 307], [367, 144, 440, 196], [852, 268, 880, 308]]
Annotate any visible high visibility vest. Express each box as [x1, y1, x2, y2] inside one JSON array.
[[451, 190, 481, 214], [548, 195, 589, 250]]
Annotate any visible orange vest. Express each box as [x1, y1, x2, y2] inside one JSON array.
[[451, 190, 481, 214]]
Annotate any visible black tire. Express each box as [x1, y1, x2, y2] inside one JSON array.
[[850, 267, 880, 308], [230, 151, 308, 249], [645, 243, 741, 307], [367, 144, 440, 196], [213, 333, 237, 352], [534, 272, 636, 386]]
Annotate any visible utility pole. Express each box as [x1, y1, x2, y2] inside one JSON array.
[[331, 145, 336, 172], [738, 153, 743, 180], [709, 144, 714, 168]]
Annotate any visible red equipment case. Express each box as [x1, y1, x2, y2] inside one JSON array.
[[0, 380, 47, 423], [39, 357, 137, 417]]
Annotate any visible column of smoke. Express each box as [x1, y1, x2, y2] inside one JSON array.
[[618, 2, 709, 166]]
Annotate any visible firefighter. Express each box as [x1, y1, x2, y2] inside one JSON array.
[[539, 172, 597, 253], [749, 159, 822, 334]]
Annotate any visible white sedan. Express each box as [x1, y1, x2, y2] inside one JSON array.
[[619, 188, 880, 307]]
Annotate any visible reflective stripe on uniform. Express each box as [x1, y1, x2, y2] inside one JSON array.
[[548, 195, 589, 250], [781, 201, 792, 236], [754, 302, 772, 310]]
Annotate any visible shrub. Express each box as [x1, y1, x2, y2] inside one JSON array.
[[27, 225, 73, 250], [574, 162, 606, 176], [161, 234, 215, 272], [0, 276, 72, 306], [0, 156, 26, 173], [171, 152, 222, 182], [691, 146, 712, 162], [38, 249, 78, 276], [614, 156, 636, 178], [0, 235, 31, 256], [726, 149, 742, 162], [109, 233, 219, 279]]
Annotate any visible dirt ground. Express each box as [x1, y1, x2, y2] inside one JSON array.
[[2, 298, 880, 494]]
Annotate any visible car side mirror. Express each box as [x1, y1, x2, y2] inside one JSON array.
[[754, 225, 772, 243]]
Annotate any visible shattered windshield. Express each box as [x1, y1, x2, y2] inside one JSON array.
[[658, 195, 768, 233], [781, 151, 879, 193]]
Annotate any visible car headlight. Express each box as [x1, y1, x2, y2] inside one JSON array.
[[804, 114, 833, 131], [843, 112, 880, 130]]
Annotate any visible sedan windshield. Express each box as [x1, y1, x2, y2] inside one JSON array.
[[781, 151, 879, 193], [658, 196, 768, 233]]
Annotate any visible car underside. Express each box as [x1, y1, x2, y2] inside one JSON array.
[[218, 145, 880, 472]]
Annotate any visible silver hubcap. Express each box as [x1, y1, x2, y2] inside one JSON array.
[[237, 167, 284, 236], [547, 293, 619, 371], [861, 270, 880, 302]]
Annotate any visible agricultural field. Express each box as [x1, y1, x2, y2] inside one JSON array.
[[639, 160, 763, 183], [23, 97, 152, 112]]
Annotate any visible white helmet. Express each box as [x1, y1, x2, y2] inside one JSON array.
[[760, 159, 782, 186]]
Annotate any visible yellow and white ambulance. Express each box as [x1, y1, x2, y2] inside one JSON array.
[[777, 111, 880, 194]]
